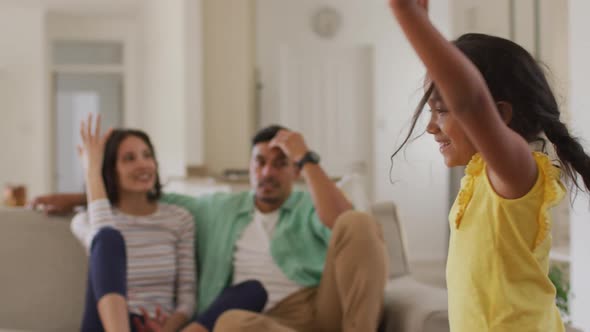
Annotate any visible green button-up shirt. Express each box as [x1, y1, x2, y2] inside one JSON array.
[[161, 190, 331, 314]]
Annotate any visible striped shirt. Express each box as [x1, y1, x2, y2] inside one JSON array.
[[71, 199, 196, 317], [233, 208, 303, 311]]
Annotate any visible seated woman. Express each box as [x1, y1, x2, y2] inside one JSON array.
[[72, 114, 267, 332]]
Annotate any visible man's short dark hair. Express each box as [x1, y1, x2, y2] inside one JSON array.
[[251, 124, 289, 147]]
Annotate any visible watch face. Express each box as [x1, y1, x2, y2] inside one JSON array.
[[298, 151, 321, 169], [308, 151, 320, 163]]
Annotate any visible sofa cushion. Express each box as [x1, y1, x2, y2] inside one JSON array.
[[382, 276, 449, 332], [371, 201, 410, 278], [0, 208, 86, 331]]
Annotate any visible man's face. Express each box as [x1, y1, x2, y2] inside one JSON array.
[[250, 142, 300, 207]]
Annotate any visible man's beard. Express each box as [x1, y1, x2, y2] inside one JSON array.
[[257, 195, 283, 205], [256, 177, 282, 204]]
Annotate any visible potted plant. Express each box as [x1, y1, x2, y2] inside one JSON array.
[[549, 264, 571, 323]]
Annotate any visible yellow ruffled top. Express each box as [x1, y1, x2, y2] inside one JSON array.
[[446, 152, 566, 332]]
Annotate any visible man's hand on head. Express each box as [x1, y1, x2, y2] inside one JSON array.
[[269, 130, 310, 163]]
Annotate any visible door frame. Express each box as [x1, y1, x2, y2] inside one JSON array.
[[49, 54, 126, 191]]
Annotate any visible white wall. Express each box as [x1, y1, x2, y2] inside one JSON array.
[[139, 0, 185, 179], [0, 5, 48, 197], [569, 1, 590, 330], [451, 0, 568, 105], [184, 0, 204, 166], [138, 0, 194, 179], [539, 0, 569, 119], [372, 1, 451, 262], [376, 1, 452, 262], [256, 0, 451, 262], [139, 0, 205, 179], [451, 0, 511, 39], [450, 0, 541, 55], [203, 0, 256, 175]]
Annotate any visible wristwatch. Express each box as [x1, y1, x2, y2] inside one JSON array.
[[296, 151, 321, 169]]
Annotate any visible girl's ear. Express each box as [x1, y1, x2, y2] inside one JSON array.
[[496, 101, 513, 125]]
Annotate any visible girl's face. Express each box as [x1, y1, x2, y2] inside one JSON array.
[[426, 88, 478, 167], [115, 136, 158, 195]]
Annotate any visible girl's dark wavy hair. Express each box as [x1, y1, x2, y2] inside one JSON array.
[[392, 33, 590, 193], [102, 129, 162, 204]]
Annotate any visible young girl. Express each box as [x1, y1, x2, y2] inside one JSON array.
[[389, 1, 590, 331], [73, 114, 267, 332]]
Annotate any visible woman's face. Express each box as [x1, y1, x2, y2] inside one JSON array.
[[115, 135, 158, 195], [426, 87, 477, 167]]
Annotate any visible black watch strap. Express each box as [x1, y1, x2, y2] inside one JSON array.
[[296, 151, 320, 169]]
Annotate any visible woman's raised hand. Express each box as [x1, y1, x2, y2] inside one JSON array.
[[389, 0, 429, 13], [77, 113, 113, 176]]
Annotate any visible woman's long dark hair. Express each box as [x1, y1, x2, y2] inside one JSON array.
[[102, 129, 162, 204], [392, 33, 590, 192]]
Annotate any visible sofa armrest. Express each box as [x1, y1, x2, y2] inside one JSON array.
[[381, 276, 449, 332]]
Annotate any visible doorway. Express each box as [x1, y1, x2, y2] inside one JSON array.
[[52, 41, 124, 192]]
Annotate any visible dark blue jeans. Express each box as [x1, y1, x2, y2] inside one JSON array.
[[81, 227, 142, 332], [80, 227, 268, 331], [195, 280, 268, 330]]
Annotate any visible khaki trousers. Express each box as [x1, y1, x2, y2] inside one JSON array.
[[214, 211, 389, 332]]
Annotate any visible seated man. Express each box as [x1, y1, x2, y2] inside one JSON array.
[[33, 125, 388, 332]]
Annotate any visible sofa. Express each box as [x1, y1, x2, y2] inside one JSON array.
[[0, 201, 449, 332]]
